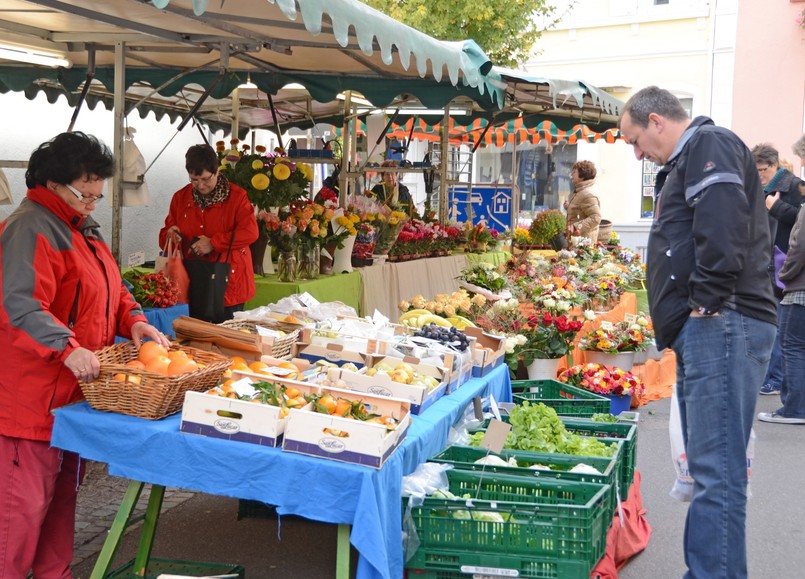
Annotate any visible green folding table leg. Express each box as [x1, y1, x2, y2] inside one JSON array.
[[132, 484, 165, 576], [89, 480, 145, 579], [336, 523, 351, 579], [88, 481, 165, 578]]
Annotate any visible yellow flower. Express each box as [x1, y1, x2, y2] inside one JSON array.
[[251, 159, 264, 170], [251, 173, 270, 190], [273, 163, 291, 180]]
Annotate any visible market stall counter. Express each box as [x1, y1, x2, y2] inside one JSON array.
[[51, 364, 512, 579]]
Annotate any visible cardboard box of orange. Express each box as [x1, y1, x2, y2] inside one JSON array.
[[180, 372, 320, 448], [282, 387, 411, 468]]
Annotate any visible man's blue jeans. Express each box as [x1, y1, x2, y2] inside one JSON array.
[[671, 308, 775, 579], [762, 301, 784, 391], [779, 303, 805, 418]]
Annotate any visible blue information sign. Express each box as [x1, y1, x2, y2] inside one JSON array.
[[447, 185, 512, 231]]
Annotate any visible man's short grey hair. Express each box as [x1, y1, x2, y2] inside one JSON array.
[[620, 86, 689, 128], [751, 143, 779, 166], [793, 133, 805, 160]]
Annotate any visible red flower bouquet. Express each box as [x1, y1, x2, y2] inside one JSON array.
[[558, 363, 645, 398]]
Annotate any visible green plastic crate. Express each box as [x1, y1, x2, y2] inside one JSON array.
[[406, 470, 610, 579], [561, 417, 638, 500], [107, 557, 244, 578], [429, 444, 620, 516], [512, 379, 610, 417]]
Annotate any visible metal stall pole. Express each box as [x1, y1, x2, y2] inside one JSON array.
[[438, 108, 449, 222], [112, 42, 126, 266]]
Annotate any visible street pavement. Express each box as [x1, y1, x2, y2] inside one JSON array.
[[70, 392, 805, 578]]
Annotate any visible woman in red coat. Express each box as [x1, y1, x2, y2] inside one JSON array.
[[0, 132, 169, 578], [159, 144, 259, 321]]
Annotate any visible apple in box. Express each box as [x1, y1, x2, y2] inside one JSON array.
[[282, 387, 411, 468]]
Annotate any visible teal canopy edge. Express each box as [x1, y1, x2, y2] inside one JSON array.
[[0, 65, 502, 112]]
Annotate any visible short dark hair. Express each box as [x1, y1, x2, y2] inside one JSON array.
[[620, 86, 689, 129], [25, 132, 114, 188], [185, 144, 218, 175], [572, 160, 597, 181], [751, 143, 779, 166]]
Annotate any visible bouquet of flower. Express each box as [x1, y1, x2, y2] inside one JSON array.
[[458, 262, 507, 293], [518, 311, 585, 364], [465, 222, 495, 251], [558, 363, 645, 398], [578, 315, 654, 353], [216, 140, 313, 211], [258, 208, 298, 253], [122, 269, 180, 309], [373, 208, 408, 255]]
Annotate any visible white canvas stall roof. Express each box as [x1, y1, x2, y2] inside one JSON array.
[[0, 0, 503, 108]]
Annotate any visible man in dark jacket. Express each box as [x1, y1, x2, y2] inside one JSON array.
[[620, 86, 776, 579], [751, 143, 804, 396]]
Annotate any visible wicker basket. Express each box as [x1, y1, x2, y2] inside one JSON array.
[[219, 319, 300, 359], [80, 342, 231, 420]]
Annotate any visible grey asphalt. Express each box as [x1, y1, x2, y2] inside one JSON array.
[[70, 393, 805, 578]]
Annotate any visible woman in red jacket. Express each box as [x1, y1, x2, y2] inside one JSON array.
[[159, 144, 259, 321], [0, 132, 170, 578]]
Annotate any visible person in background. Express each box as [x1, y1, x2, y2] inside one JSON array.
[[759, 135, 805, 424], [160, 144, 259, 321], [0, 132, 170, 578], [619, 86, 776, 579], [564, 160, 602, 241], [751, 143, 804, 397], [370, 159, 414, 215]]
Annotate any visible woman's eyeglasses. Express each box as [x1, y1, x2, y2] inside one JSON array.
[[64, 183, 103, 204], [189, 172, 216, 185]]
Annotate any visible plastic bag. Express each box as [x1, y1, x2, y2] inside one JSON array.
[[669, 384, 756, 502], [160, 237, 189, 304]]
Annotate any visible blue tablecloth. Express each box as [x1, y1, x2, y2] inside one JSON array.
[[51, 364, 511, 579], [116, 304, 188, 343]]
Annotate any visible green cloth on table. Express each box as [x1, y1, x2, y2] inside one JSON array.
[[247, 272, 363, 314], [466, 251, 510, 266], [626, 289, 650, 315]]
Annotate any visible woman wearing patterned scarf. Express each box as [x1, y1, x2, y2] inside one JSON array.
[[159, 144, 258, 320], [751, 142, 805, 397]]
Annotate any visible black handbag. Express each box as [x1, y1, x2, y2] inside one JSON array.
[[184, 231, 235, 324]]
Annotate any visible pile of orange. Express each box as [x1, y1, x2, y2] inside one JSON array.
[[112, 342, 200, 383]]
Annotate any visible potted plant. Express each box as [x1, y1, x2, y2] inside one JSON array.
[[578, 315, 655, 371], [528, 209, 567, 249]]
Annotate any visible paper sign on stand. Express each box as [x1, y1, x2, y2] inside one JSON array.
[[479, 419, 512, 455]]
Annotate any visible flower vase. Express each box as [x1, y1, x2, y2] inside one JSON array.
[[250, 233, 270, 276], [605, 393, 633, 416], [585, 351, 636, 371], [320, 243, 337, 275], [297, 244, 320, 280], [526, 357, 563, 381], [277, 250, 297, 283], [333, 235, 356, 273]]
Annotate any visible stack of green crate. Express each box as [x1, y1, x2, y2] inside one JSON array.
[[512, 379, 610, 417], [561, 417, 638, 500], [405, 469, 610, 579], [429, 444, 621, 516]]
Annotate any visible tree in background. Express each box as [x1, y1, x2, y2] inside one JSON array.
[[364, 0, 569, 68]]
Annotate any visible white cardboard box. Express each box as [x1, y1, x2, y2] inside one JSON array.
[[282, 388, 411, 468], [292, 340, 372, 369], [327, 356, 448, 415], [179, 378, 320, 447], [464, 327, 507, 377]]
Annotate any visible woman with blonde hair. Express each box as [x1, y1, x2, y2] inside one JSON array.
[[564, 160, 602, 241]]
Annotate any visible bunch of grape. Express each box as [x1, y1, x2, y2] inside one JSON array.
[[413, 323, 470, 351]]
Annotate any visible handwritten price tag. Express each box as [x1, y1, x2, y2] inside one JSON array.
[[600, 320, 615, 331], [624, 313, 637, 324]]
